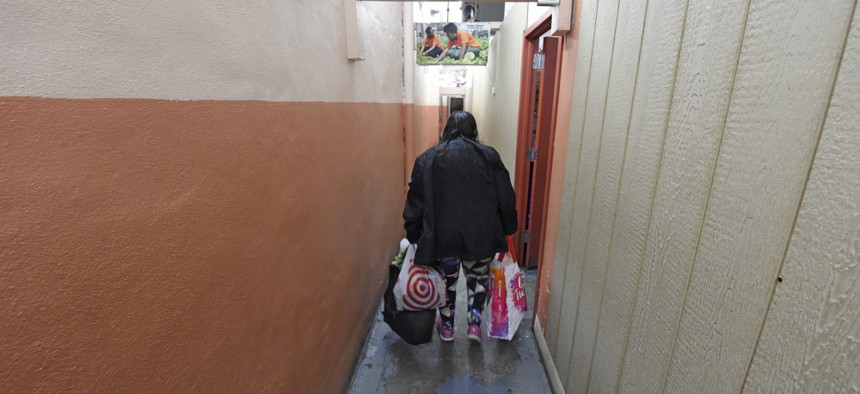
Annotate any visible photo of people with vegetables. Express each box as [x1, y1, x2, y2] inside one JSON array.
[[416, 22, 489, 65]]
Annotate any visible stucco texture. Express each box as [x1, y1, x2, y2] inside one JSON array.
[[0, 1, 404, 103], [412, 105, 441, 157], [0, 97, 405, 393]]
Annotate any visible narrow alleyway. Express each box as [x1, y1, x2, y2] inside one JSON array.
[[5, 0, 859, 392], [348, 269, 551, 394]]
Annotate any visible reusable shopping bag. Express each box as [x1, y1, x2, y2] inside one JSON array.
[[383, 262, 435, 345], [393, 242, 447, 311], [487, 237, 528, 340]]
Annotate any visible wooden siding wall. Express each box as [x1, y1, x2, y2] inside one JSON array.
[[545, 0, 860, 392]]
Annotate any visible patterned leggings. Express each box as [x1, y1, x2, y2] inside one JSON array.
[[436, 257, 492, 328]]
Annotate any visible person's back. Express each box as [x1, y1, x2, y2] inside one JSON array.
[[404, 116, 517, 264], [430, 137, 511, 260], [403, 111, 516, 342]]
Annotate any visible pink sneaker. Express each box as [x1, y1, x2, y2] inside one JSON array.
[[467, 324, 482, 342], [437, 315, 454, 342]]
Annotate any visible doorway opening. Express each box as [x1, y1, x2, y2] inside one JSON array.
[[438, 94, 465, 132], [448, 96, 465, 113]]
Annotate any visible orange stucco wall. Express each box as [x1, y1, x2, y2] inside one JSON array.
[[0, 97, 405, 393], [407, 104, 441, 176]]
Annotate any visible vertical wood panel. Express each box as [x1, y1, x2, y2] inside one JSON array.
[[618, 1, 750, 392], [587, 0, 688, 391], [664, 0, 856, 392], [547, 0, 599, 356], [554, 0, 621, 387], [744, 2, 860, 393], [565, 0, 647, 392]]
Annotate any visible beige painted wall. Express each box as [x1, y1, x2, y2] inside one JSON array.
[[545, 0, 860, 393], [469, 4, 528, 173], [0, 0, 404, 103], [414, 66, 442, 106], [469, 4, 558, 180]]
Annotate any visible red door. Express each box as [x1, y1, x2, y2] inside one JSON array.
[[513, 17, 563, 269]]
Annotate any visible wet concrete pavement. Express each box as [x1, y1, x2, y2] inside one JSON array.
[[348, 268, 552, 394]]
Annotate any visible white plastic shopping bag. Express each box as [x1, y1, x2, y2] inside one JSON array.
[[393, 241, 447, 311], [487, 237, 527, 340]]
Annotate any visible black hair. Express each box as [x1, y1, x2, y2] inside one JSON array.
[[440, 111, 479, 143], [425, 26, 433, 36], [443, 23, 458, 34]]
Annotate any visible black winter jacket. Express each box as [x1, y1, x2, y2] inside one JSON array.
[[403, 136, 518, 265]]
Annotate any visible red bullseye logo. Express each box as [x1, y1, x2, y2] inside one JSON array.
[[402, 265, 442, 310]]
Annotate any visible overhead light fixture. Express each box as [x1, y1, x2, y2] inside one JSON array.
[[537, 0, 560, 6]]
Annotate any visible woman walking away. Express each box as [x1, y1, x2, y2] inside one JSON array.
[[403, 111, 518, 342]]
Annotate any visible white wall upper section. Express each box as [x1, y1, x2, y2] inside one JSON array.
[[0, 1, 405, 103], [414, 66, 442, 106], [402, 3, 415, 104], [526, 4, 549, 28], [469, 3, 527, 172]]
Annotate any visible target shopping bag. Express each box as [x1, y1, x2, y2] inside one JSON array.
[[487, 237, 528, 340], [393, 243, 446, 311]]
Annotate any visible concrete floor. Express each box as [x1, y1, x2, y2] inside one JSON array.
[[348, 267, 552, 394]]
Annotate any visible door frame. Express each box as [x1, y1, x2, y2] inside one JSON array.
[[512, 11, 563, 278]]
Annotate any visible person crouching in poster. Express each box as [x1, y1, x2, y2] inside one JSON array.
[[438, 23, 481, 62], [420, 27, 444, 58]]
